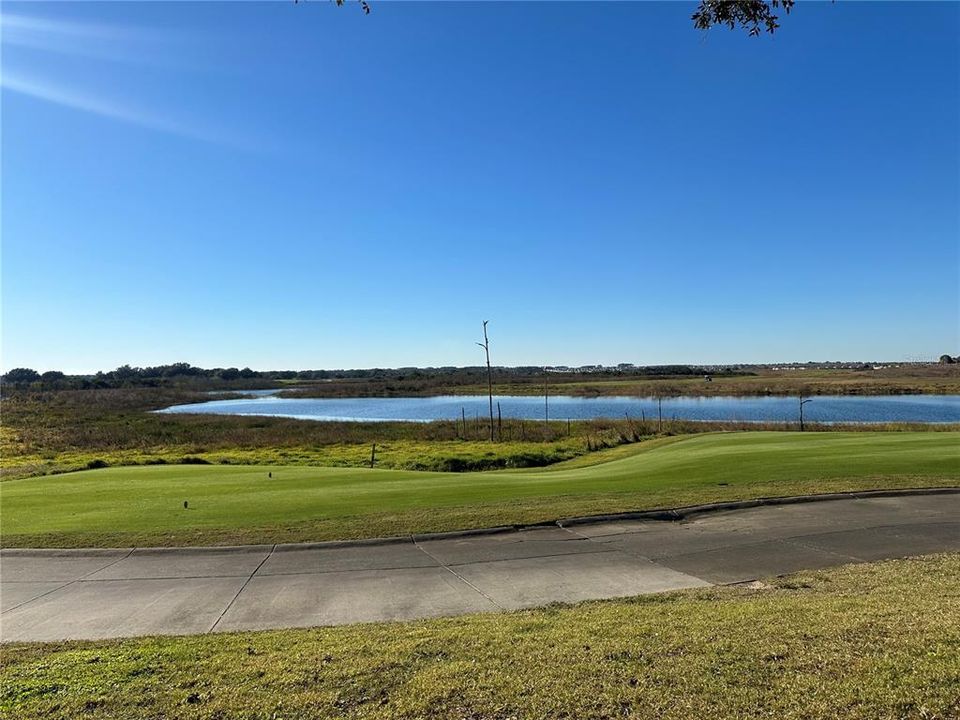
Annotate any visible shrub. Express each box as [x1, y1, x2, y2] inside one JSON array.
[[2, 368, 40, 385]]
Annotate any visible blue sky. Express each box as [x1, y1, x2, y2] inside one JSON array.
[[2, 1, 957, 373]]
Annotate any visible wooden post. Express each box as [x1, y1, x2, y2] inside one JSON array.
[[497, 401, 502, 441], [658, 396, 662, 433], [370, 443, 376, 468], [461, 407, 466, 439]]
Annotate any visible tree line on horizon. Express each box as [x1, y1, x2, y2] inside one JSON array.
[[0, 362, 749, 390]]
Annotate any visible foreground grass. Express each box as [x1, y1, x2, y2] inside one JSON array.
[[3, 432, 957, 547], [3, 554, 958, 719]]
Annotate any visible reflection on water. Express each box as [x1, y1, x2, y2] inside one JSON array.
[[158, 392, 960, 424]]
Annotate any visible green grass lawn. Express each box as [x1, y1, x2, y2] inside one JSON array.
[[3, 431, 957, 547], [3, 554, 958, 719]]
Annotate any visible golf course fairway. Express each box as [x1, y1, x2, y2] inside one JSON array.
[[3, 432, 958, 548]]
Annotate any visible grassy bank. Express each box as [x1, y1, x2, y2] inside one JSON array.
[[3, 553, 958, 719], [286, 363, 960, 398], [0, 388, 618, 480], [4, 387, 957, 482], [1, 438, 595, 480], [3, 432, 957, 547]]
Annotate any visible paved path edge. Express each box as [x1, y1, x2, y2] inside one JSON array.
[[3, 487, 957, 556], [559, 486, 960, 527]]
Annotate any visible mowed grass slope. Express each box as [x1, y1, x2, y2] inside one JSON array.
[[3, 555, 959, 719], [3, 432, 958, 547]]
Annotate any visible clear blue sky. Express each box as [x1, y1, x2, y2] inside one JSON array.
[[2, 1, 957, 373]]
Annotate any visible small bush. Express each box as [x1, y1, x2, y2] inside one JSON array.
[[85, 459, 109, 470], [179, 457, 211, 465]]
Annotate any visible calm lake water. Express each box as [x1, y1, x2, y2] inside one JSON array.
[[158, 392, 960, 424]]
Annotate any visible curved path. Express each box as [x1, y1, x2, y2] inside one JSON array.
[[2, 492, 958, 642]]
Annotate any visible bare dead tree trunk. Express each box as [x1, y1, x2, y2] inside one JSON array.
[[799, 394, 813, 431], [544, 368, 549, 435], [370, 443, 376, 468], [497, 401, 502, 441], [657, 396, 663, 433], [477, 321, 494, 442]]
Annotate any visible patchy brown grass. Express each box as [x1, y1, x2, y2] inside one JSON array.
[[3, 554, 958, 719]]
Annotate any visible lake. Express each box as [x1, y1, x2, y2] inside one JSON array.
[[157, 392, 960, 424]]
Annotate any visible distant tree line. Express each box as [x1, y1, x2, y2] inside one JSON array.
[[10, 358, 955, 391], [0, 363, 263, 390], [0, 362, 750, 390]]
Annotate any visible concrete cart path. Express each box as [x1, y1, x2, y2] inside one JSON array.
[[2, 493, 958, 642]]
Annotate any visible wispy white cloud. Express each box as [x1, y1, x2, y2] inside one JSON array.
[[1, 13, 125, 40], [2, 71, 254, 149], [0, 12, 261, 150], [3, 71, 182, 133], [2, 12, 199, 67]]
